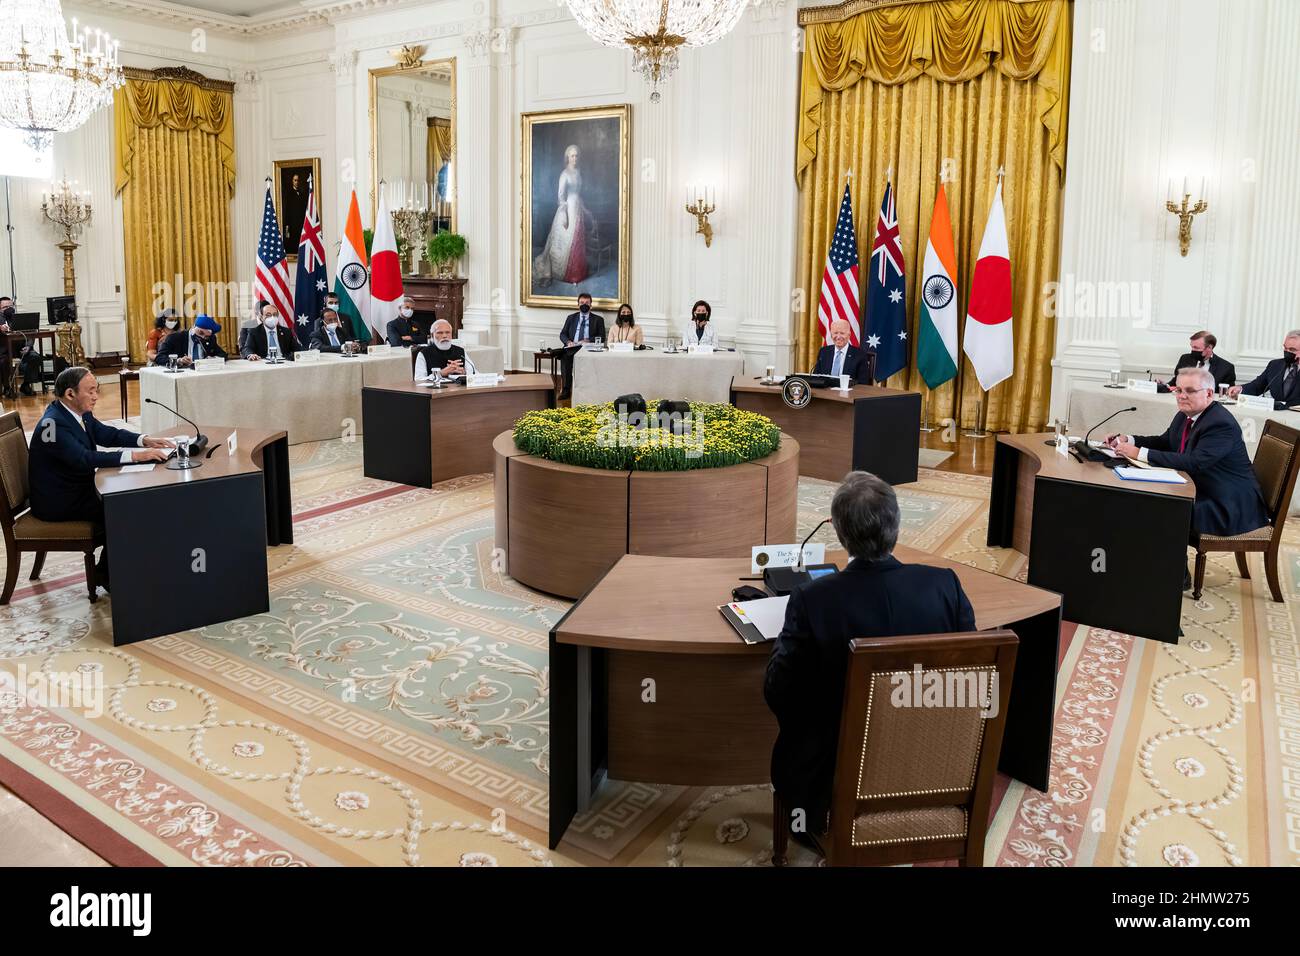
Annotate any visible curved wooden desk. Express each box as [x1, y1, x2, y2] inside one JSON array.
[[988, 433, 1195, 643], [731, 379, 921, 485], [362, 373, 555, 488], [548, 546, 1063, 848], [95, 425, 291, 646], [494, 431, 800, 599]]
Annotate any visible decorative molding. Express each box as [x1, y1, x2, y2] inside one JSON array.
[[390, 44, 427, 70], [72, 0, 412, 37], [798, 0, 927, 26], [122, 64, 236, 92]]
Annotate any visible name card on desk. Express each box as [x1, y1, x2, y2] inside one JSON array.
[[1238, 393, 1274, 411], [194, 358, 225, 372], [1127, 379, 1158, 393], [367, 344, 393, 355], [467, 373, 501, 388], [752, 543, 826, 574], [610, 342, 634, 352], [295, 349, 321, 363], [227, 430, 238, 456], [688, 344, 714, 354]]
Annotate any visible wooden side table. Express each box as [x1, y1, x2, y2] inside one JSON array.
[[533, 350, 563, 394]]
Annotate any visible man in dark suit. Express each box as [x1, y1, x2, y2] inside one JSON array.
[[28, 367, 173, 591], [764, 471, 976, 850], [557, 292, 605, 399], [308, 308, 353, 353], [153, 314, 227, 367], [241, 303, 297, 361], [811, 318, 870, 382], [1228, 330, 1300, 408], [1107, 365, 1268, 550], [0, 295, 47, 395], [386, 297, 429, 347], [1157, 330, 1235, 392]]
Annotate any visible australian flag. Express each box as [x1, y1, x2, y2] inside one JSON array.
[[862, 181, 907, 382], [292, 175, 327, 347]]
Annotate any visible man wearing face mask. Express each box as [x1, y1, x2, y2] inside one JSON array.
[[413, 318, 477, 380], [241, 303, 298, 362], [309, 308, 354, 353], [557, 292, 604, 399], [1228, 330, 1300, 408], [154, 314, 227, 366], [683, 299, 719, 348], [386, 297, 428, 347], [0, 296, 47, 396]]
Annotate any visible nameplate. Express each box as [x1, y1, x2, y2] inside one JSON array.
[[194, 358, 225, 372], [467, 373, 499, 388], [752, 543, 826, 574], [227, 430, 238, 456], [367, 343, 393, 355], [1127, 379, 1158, 393], [610, 342, 634, 352], [688, 344, 715, 355], [295, 349, 321, 363], [1238, 393, 1274, 411]]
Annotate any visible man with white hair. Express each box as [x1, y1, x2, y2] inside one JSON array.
[[1107, 365, 1267, 587], [1227, 329, 1300, 407], [386, 295, 428, 347], [811, 318, 869, 382], [413, 318, 476, 380]]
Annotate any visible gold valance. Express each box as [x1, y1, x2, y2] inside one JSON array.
[[114, 67, 236, 197], [797, 0, 1070, 181]]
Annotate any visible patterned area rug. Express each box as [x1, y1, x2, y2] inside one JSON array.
[[1, 439, 1295, 866]]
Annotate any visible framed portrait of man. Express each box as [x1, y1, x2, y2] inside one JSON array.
[[521, 104, 629, 309], [273, 157, 322, 262]]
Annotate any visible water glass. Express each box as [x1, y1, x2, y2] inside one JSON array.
[[1109, 368, 1120, 386]]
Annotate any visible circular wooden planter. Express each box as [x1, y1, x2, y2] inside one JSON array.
[[493, 431, 800, 599]]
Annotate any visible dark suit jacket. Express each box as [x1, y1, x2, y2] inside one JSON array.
[[308, 320, 354, 353], [1241, 358, 1300, 406], [1171, 352, 1235, 388], [1133, 399, 1268, 536], [763, 555, 976, 828], [386, 316, 429, 347], [241, 324, 298, 361], [812, 344, 870, 381], [153, 329, 227, 366], [27, 401, 140, 523], [560, 311, 606, 346]]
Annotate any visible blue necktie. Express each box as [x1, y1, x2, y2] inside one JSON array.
[[191, 336, 201, 360], [328, 328, 338, 347], [831, 349, 844, 377], [577, 316, 587, 341]]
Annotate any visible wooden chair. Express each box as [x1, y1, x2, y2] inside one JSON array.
[[0, 411, 99, 605], [772, 629, 1018, 867], [1192, 418, 1300, 602]]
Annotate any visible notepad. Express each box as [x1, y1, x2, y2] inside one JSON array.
[[719, 595, 789, 644], [118, 463, 156, 474], [1114, 466, 1186, 484]]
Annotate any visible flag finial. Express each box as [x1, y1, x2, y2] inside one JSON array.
[[886, 164, 893, 184], [264, 176, 272, 186], [845, 168, 852, 182], [997, 165, 1005, 180]]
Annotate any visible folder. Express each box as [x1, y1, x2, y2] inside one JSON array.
[[719, 596, 790, 644]]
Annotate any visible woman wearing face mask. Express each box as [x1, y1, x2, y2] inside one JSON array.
[[607, 303, 643, 347], [682, 300, 718, 348], [147, 309, 183, 363]]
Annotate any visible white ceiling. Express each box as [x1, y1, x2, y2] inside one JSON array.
[[163, 0, 299, 17]]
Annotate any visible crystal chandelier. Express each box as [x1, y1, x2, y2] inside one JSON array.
[[564, 0, 750, 102], [0, 0, 124, 152]]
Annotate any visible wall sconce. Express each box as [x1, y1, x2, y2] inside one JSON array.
[[1165, 176, 1207, 257], [685, 183, 715, 247]]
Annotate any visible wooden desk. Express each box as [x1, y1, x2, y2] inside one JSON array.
[[94, 425, 292, 646], [731, 380, 921, 485], [548, 546, 1062, 849], [361, 373, 555, 488], [988, 433, 1195, 643]]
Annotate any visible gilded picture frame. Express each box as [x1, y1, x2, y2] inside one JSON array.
[[521, 104, 630, 309], [273, 157, 322, 263]]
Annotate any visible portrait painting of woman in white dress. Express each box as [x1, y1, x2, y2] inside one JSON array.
[[522, 105, 629, 308]]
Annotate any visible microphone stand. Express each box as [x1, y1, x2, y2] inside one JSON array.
[[143, 397, 207, 469], [1074, 406, 1138, 463]]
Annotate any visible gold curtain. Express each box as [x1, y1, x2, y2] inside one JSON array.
[[114, 68, 238, 363], [796, 0, 1071, 432], [427, 117, 452, 185]]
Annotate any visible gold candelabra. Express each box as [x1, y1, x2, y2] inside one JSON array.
[[1165, 179, 1207, 257], [685, 184, 715, 247], [390, 206, 434, 275], [41, 178, 93, 296]]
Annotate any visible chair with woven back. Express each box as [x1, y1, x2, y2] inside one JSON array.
[[772, 629, 1018, 867], [0, 411, 99, 605], [1192, 418, 1300, 602]]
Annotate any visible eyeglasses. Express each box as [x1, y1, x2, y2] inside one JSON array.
[[1171, 386, 1209, 396]]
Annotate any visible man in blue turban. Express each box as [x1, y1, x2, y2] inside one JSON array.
[[154, 313, 227, 367]]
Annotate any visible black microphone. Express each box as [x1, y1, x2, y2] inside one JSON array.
[[144, 397, 208, 455], [1076, 406, 1137, 463], [796, 518, 831, 572]]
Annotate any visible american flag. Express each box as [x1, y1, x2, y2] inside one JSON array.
[[292, 175, 327, 347], [817, 183, 861, 346], [255, 181, 294, 329]]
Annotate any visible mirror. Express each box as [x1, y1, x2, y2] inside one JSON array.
[[369, 50, 456, 269]]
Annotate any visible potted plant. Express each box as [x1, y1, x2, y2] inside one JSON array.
[[426, 230, 467, 279]]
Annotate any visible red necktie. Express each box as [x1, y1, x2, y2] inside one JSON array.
[[1179, 417, 1193, 452]]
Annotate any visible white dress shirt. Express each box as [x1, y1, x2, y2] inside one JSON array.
[[414, 348, 477, 380], [61, 400, 143, 464], [1124, 410, 1201, 463]]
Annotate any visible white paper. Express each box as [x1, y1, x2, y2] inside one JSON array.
[[227, 430, 238, 456], [117, 463, 156, 474], [725, 596, 790, 640], [1114, 466, 1186, 483]]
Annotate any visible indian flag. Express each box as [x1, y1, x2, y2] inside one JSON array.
[[916, 182, 959, 390], [334, 188, 371, 342]]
